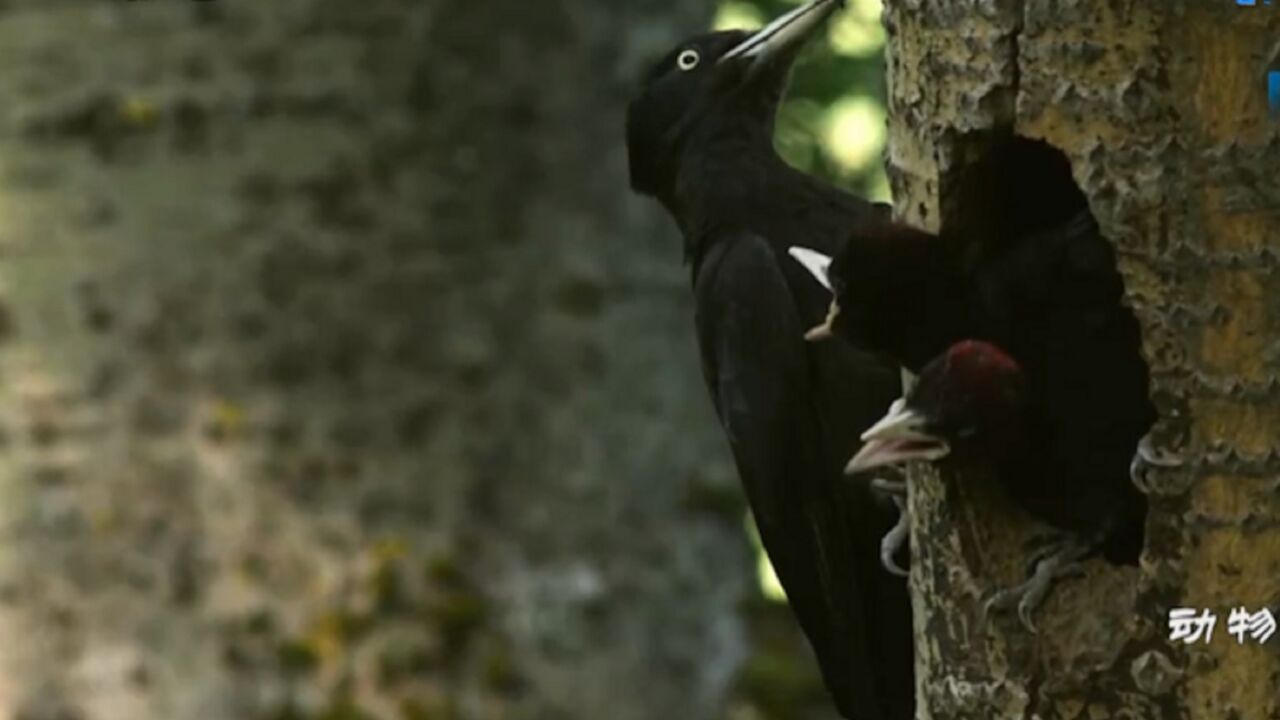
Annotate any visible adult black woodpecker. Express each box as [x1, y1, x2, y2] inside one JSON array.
[[624, 1, 913, 717], [796, 144, 1157, 629]]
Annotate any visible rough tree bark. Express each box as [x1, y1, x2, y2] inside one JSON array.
[[0, 2, 752, 719], [883, 1, 1280, 718]]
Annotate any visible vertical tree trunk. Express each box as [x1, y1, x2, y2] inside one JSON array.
[[885, 2, 1280, 718], [0, 1, 749, 719]]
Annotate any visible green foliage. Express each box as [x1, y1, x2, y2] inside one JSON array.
[[714, 0, 891, 607], [735, 647, 829, 717], [715, 0, 889, 199]]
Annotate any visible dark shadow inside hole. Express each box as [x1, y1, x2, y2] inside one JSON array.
[[940, 134, 1153, 567], [943, 134, 1091, 246]]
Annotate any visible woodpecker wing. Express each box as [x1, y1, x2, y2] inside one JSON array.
[[694, 230, 913, 720]]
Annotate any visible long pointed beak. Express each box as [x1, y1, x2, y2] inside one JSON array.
[[845, 399, 951, 474], [719, 0, 843, 72]]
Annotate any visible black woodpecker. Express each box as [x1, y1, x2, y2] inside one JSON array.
[[625, 1, 914, 717]]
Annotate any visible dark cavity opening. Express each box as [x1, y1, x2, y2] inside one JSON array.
[[940, 134, 1153, 566], [941, 134, 1090, 245]]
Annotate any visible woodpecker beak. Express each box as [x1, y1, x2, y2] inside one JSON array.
[[845, 398, 951, 474], [720, 0, 843, 74]]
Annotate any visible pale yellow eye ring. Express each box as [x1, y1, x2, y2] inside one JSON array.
[[677, 49, 700, 71]]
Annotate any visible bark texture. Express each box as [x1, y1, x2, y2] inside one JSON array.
[[884, 1, 1280, 718], [0, 2, 755, 719]]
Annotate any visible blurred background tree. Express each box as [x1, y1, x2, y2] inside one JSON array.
[[717, 0, 889, 205], [0, 1, 888, 719]]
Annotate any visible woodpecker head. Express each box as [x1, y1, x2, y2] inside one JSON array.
[[845, 340, 1027, 474], [792, 223, 959, 370], [625, 0, 843, 200]]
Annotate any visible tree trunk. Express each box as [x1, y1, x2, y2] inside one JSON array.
[[0, 1, 750, 719], [885, 2, 1280, 718]]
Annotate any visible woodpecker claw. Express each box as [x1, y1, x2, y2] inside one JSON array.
[[804, 322, 834, 342], [983, 538, 1088, 633], [870, 477, 906, 498], [1022, 533, 1066, 575], [880, 494, 910, 577], [1129, 433, 1183, 493]]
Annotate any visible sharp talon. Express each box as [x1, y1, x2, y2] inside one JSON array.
[[981, 597, 998, 623], [1130, 433, 1183, 493], [984, 538, 1089, 632], [871, 477, 907, 498], [1139, 434, 1183, 467], [1018, 600, 1039, 634], [879, 494, 911, 577], [1023, 537, 1060, 572], [1016, 567, 1053, 634], [881, 551, 909, 578], [1129, 456, 1146, 493], [880, 549, 908, 577], [804, 323, 833, 342], [982, 588, 1014, 625]]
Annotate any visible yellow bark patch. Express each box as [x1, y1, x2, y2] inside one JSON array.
[[1184, 526, 1280, 608], [1187, 14, 1273, 146], [1189, 398, 1279, 457], [1190, 475, 1277, 525], [1184, 641, 1279, 720], [1183, 528, 1280, 720], [1198, 271, 1268, 381], [1200, 187, 1274, 255]]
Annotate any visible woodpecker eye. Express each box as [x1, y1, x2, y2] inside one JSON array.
[[677, 49, 700, 71]]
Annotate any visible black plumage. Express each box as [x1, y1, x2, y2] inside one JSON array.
[[625, 2, 914, 717], [809, 139, 1154, 624], [969, 207, 1152, 565], [813, 220, 967, 372]]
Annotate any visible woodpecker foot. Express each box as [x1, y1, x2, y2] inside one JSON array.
[[879, 493, 910, 577], [1129, 433, 1183, 493], [870, 477, 906, 498], [983, 538, 1088, 633], [869, 477, 909, 577]]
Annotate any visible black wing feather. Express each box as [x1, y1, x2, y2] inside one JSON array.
[[694, 231, 913, 720], [974, 211, 1154, 554]]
